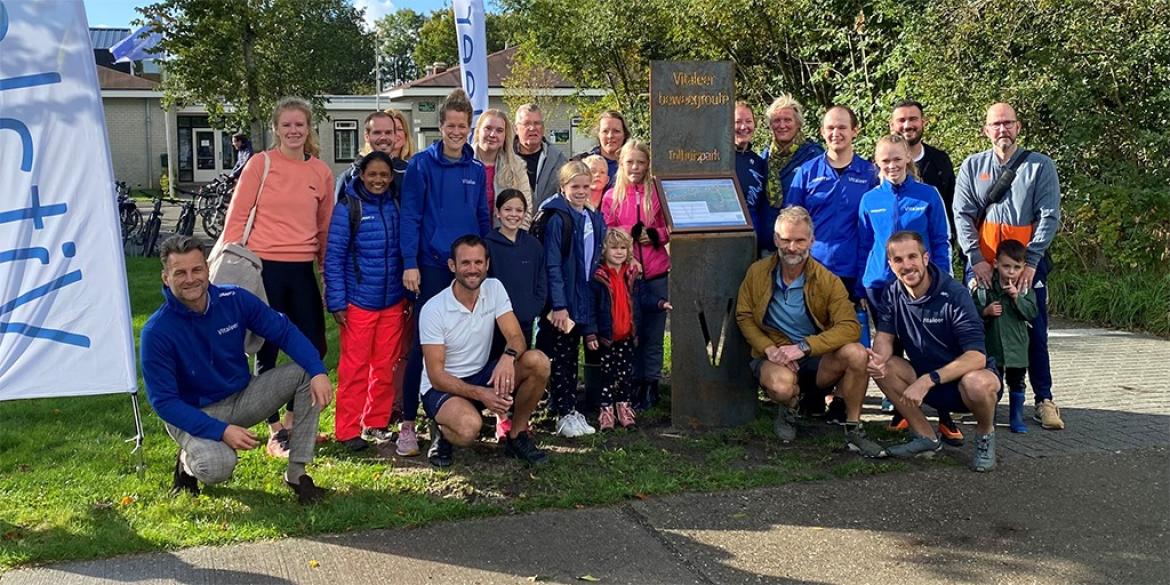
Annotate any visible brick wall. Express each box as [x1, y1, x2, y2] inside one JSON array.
[[103, 97, 168, 190]]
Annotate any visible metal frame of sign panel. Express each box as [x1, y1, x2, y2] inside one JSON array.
[[653, 173, 755, 234]]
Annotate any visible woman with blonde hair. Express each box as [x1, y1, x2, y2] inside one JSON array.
[[474, 108, 533, 225], [221, 96, 334, 457], [600, 139, 672, 411]]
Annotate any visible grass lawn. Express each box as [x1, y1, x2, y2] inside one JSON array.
[[0, 256, 911, 571]]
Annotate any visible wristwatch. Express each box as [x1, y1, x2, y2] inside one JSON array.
[[797, 340, 811, 356], [503, 347, 520, 360], [928, 370, 941, 385]]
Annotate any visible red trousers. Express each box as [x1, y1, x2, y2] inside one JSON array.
[[335, 300, 408, 441]]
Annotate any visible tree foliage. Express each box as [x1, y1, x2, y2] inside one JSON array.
[[376, 8, 426, 87], [140, 0, 374, 144], [411, 9, 515, 77]]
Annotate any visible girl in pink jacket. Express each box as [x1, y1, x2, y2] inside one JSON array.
[[600, 139, 672, 411]]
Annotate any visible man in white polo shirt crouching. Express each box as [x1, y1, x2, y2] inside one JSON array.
[[419, 234, 551, 468]]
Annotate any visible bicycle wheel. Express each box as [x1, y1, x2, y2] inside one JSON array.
[[202, 206, 225, 240], [179, 209, 196, 237], [121, 204, 142, 240], [140, 219, 161, 257]]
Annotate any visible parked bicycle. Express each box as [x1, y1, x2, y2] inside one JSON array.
[[115, 181, 143, 241], [173, 188, 200, 237], [197, 174, 236, 240], [136, 194, 166, 258]]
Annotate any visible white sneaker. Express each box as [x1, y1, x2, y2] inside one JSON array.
[[573, 411, 596, 435], [556, 413, 586, 437]]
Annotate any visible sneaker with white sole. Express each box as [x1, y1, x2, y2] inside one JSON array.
[[396, 421, 420, 456], [844, 423, 887, 458], [573, 410, 596, 435], [1033, 400, 1065, 430], [556, 413, 587, 437], [361, 427, 395, 445]]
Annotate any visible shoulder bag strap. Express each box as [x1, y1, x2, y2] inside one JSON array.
[[241, 151, 271, 246]]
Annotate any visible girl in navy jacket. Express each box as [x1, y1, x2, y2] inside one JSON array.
[[324, 151, 409, 451], [536, 161, 606, 438]]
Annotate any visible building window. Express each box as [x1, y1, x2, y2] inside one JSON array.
[[334, 120, 359, 162]]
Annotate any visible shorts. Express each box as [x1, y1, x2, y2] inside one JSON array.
[[750, 356, 828, 396], [421, 359, 497, 419], [922, 365, 1004, 413]]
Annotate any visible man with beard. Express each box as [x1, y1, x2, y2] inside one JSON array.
[[735, 207, 884, 457], [889, 100, 957, 240], [954, 102, 1064, 431], [419, 235, 552, 468], [334, 111, 403, 201], [867, 231, 1002, 472]]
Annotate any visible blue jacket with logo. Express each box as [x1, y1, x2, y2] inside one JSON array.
[[323, 178, 405, 313], [400, 140, 490, 270], [540, 195, 606, 327], [875, 264, 993, 376], [760, 140, 823, 252], [858, 176, 952, 291], [784, 153, 878, 280], [735, 147, 768, 251], [141, 285, 327, 441]]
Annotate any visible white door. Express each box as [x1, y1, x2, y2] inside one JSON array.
[[192, 129, 221, 183]]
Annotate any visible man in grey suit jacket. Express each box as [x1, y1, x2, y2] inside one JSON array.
[[514, 103, 568, 209]]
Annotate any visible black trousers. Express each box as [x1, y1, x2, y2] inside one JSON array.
[[257, 260, 327, 422]]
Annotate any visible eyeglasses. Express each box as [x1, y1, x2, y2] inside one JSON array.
[[986, 120, 1018, 128]]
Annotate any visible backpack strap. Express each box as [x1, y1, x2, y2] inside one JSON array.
[[240, 151, 271, 246], [346, 194, 363, 284]]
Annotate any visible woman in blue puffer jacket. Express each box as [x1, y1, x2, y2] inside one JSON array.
[[324, 151, 409, 451]]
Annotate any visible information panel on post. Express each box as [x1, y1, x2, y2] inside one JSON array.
[[654, 175, 753, 234]]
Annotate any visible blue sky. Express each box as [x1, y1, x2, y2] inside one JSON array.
[[84, 1, 475, 30]]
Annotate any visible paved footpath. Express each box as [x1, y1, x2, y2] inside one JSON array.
[[5, 324, 1169, 585]]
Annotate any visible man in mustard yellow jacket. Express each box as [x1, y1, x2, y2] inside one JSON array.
[[736, 207, 885, 457]]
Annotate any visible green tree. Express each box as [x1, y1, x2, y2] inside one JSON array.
[[413, 9, 516, 77], [376, 8, 426, 87], [140, 0, 374, 144]]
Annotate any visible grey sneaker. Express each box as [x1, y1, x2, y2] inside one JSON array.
[[361, 427, 395, 445], [972, 432, 996, 472], [844, 423, 887, 458], [773, 407, 796, 443], [886, 432, 942, 458]]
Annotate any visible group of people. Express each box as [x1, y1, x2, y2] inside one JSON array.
[[139, 86, 1063, 504], [735, 98, 1064, 472], [140, 90, 676, 501]]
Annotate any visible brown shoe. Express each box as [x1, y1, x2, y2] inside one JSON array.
[[1033, 400, 1065, 430]]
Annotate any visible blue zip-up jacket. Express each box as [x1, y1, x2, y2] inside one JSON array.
[[540, 195, 606, 327], [323, 178, 405, 313], [735, 146, 768, 251], [858, 176, 952, 291], [760, 140, 823, 252], [486, 228, 547, 326], [784, 152, 878, 279], [875, 263, 993, 376], [400, 141, 490, 270], [141, 284, 327, 441]]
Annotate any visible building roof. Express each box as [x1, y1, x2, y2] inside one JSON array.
[[91, 27, 133, 50], [97, 65, 159, 90], [391, 46, 571, 91]]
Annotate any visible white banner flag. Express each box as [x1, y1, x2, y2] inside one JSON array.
[[0, 0, 138, 399], [452, 0, 488, 125]]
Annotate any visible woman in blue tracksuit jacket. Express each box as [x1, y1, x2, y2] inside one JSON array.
[[858, 134, 952, 313], [323, 151, 409, 448], [395, 88, 490, 453]]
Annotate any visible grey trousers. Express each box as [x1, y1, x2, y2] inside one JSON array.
[[165, 364, 320, 485]]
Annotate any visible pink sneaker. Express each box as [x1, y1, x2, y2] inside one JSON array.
[[396, 421, 420, 457], [598, 406, 616, 431], [616, 402, 637, 428], [495, 415, 512, 442]]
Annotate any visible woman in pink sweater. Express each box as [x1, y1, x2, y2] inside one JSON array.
[[600, 139, 671, 411], [221, 97, 335, 457]]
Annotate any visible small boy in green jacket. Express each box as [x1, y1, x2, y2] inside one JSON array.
[[973, 239, 1039, 433]]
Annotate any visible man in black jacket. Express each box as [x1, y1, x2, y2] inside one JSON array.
[[890, 100, 957, 240]]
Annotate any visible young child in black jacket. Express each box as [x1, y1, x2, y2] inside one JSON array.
[[585, 228, 670, 430]]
